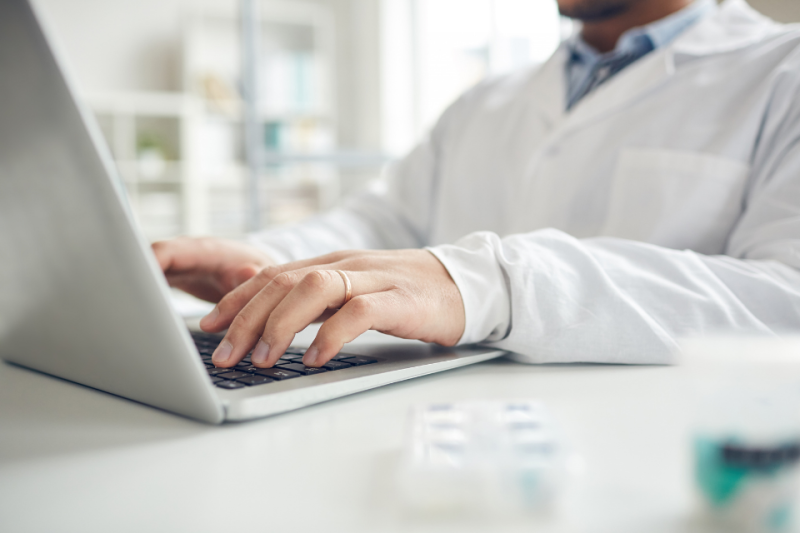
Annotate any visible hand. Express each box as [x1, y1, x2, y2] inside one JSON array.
[[152, 237, 275, 303], [199, 249, 466, 368]]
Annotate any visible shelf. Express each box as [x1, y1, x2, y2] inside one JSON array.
[[83, 0, 359, 240], [199, 98, 332, 122], [116, 160, 186, 184], [86, 91, 199, 117], [124, 180, 183, 188], [261, 151, 393, 167]]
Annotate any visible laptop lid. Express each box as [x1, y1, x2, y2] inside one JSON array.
[[0, 0, 223, 423]]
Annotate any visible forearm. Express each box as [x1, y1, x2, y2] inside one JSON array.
[[430, 229, 800, 364]]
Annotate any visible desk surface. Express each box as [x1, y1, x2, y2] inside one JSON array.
[[0, 328, 706, 533]]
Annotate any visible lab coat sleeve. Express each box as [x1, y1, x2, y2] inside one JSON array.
[[429, 69, 800, 364], [430, 231, 800, 364]]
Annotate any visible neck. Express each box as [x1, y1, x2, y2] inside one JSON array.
[[581, 0, 693, 53]]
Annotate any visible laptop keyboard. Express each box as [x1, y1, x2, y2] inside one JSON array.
[[191, 332, 378, 390]]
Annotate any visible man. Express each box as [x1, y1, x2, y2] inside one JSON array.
[[154, 0, 800, 371]]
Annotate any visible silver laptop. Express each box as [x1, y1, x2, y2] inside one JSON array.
[[0, 0, 506, 423]]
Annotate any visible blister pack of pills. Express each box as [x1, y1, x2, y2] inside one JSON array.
[[397, 400, 569, 515]]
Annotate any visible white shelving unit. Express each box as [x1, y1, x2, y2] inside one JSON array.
[[87, 1, 391, 241], [88, 91, 205, 241], [183, 0, 342, 237]]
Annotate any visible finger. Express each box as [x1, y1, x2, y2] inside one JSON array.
[[235, 249, 365, 284], [232, 264, 261, 287], [302, 292, 405, 367], [210, 270, 305, 367], [201, 256, 361, 332], [215, 263, 264, 295], [165, 273, 227, 303], [152, 238, 211, 275], [265, 250, 360, 273], [257, 270, 386, 367], [200, 264, 284, 332], [164, 264, 260, 304], [151, 240, 177, 272]]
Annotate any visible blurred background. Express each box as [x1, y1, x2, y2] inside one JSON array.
[[31, 0, 799, 242]]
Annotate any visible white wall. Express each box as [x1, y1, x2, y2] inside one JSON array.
[[747, 0, 800, 23], [32, 0, 208, 92], [329, 0, 382, 151]]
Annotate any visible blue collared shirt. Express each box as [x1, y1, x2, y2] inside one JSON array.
[[565, 0, 715, 110]]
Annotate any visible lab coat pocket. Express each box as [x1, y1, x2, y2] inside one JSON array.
[[600, 148, 750, 254]]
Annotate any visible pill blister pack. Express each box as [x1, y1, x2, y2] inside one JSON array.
[[397, 400, 569, 515]]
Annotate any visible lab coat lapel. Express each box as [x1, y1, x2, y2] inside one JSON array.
[[546, 0, 779, 137], [558, 48, 676, 135], [527, 45, 567, 128]]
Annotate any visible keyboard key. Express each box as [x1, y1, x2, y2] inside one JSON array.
[[192, 332, 222, 342], [284, 348, 306, 355], [279, 355, 301, 363], [332, 353, 360, 361], [237, 375, 274, 386], [255, 368, 301, 381], [208, 367, 235, 376], [195, 340, 222, 351], [339, 357, 378, 366], [196, 343, 220, 351], [218, 371, 249, 380], [279, 363, 328, 375], [195, 338, 218, 346], [235, 361, 252, 368], [322, 360, 352, 371], [211, 377, 224, 384], [238, 366, 262, 374], [216, 381, 245, 390]]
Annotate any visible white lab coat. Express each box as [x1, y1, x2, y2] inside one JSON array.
[[252, 0, 800, 364]]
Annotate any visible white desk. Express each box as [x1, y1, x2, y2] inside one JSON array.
[[0, 329, 707, 533]]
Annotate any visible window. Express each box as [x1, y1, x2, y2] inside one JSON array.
[[381, 0, 569, 155]]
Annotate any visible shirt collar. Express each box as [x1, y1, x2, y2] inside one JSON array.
[[568, 0, 717, 63]]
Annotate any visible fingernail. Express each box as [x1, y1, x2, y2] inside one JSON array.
[[200, 307, 220, 329], [213, 340, 233, 366], [304, 347, 319, 366], [252, 340, 270, 365]]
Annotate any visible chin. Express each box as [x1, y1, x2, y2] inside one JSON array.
[[557, 0, 636, 21]]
